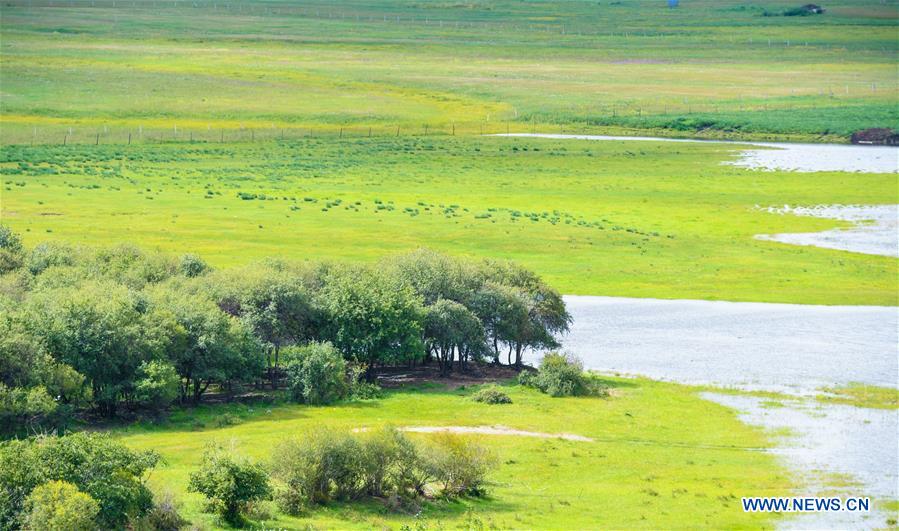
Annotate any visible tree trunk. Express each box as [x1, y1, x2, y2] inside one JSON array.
[[270, 344, 280, 390]]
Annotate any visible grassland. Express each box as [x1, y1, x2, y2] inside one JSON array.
[[817, 383, 899, 409], [112, 378, 795, 529], [2, 137, 896, 305], [1, 0, 897, 143]]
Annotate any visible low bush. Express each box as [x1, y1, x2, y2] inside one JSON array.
[[471, 386, 512, 404], [187, 444, 271, 526], [23, 480, 99, 531], [270, 426, 494, 514], [285, 342, 347, 405], [129, 491, 188, 531], [270, 428, 365, 513], [519, 353, 607, 397], [348, 364, 383, 399], [422, 432, 496, 497], [214, 413, 240, 428]]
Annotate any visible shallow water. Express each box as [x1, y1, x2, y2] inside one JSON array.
[[756, 204, 899, 258], [554, 295, 898, 529], [558, 295, 898, 394], [704, 393, 898, 530], [492, 133, 899, 173]]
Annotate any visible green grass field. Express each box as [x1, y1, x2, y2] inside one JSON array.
[[0, 0, 897, 143], [2, 137, 895, 305], [1, 2, 897, 529], [112, 378, 795, 530]]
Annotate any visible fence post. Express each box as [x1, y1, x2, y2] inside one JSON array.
[[96, 133, 100, 145], [396, 126, 400, 137], [128, 133, 132, 145], [339, 128, 343, 138]]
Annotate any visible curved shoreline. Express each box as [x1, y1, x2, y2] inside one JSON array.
[[491, 133, 899, 173]]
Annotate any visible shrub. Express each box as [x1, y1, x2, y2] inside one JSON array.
[[271, 426, 437, 514], [423, 433, 495, 497], [347, 364, 382, 400], [0, 384, 58, 435], [270, 428, 365, 512], [0, 433, 159, 529], [471, 386, 512, 404], [134, 360, 180, 411], [23, 480, 100, 531], [214, 412, 240, 428], [187, 444, 271, 525], [179, 253, 208, 277], [519, 353, 602, 397], [0, 226, 24, 273], [285, 342, 347, 405], [131, 491, 188, 531]]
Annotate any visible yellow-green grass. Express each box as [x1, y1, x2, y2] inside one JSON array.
[[112, 378, 793, 529], [2, 137, 896, 305], [1, 0, 897, 143], [817, 383, 899, 410]]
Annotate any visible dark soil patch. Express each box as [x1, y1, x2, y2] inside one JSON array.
[[377, 362, 527, 390]]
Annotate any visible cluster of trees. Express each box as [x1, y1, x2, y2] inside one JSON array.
[[0, 227, 570, 431]]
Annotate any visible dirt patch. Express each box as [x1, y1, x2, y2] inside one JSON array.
[[355, 425, 594, 442], [376, 362, 525, 390]]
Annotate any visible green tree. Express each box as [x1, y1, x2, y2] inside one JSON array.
[[149, 290, 263, 404], [285, 342, 347, 405], [23, 481, 99, 531], [479, 261, 571, 367], [25, 282, 163, 415], [237, 274, 317, 389], [188, 444, 271, 525], [424, 299, 486, 375], [320, 267, 424, 379], [134, 360, 180, 411], [384, 248, 480, 306]]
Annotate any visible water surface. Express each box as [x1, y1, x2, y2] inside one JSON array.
[[756, 204, 898, 258], [493, 133, 899, 174], [559, 296, 897, 394]]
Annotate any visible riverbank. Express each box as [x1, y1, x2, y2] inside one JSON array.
[[558, 295, 899, 529], [112, 375, 792, 530], [493, 133, 899, 173]]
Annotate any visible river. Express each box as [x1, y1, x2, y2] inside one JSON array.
[[513, 133, 899, 529]]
